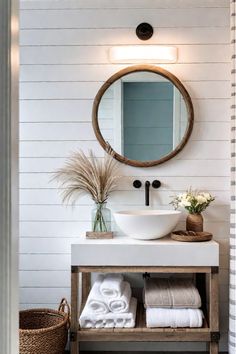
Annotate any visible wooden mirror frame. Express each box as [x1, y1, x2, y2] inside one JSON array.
[[92, 65, 194, 167]]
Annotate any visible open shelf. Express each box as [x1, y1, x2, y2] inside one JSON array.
[[71, 260, 219, 353], [78, 303, 210, 342]]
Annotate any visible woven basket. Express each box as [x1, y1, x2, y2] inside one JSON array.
[[19, 298, 70, 354]]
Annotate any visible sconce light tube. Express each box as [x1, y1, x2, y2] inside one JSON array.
[[109, 45, 177, 63]]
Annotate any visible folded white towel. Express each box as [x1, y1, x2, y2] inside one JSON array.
[[100, 273, 124, 298], [104, 319, 114, 328], [146, 307, 203, 328], [95, 320, 104, 329], [108, 281, 131, 313], [79, 297, 137, 329], [86, 276, 109, 315]]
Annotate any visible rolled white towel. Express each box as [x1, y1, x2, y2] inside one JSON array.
[[108, 281, 132, 313], [79, 297, 137, 329], [146, 307, 203, 328], [86, 276, 109, 315], [100, 273, 124, 298]]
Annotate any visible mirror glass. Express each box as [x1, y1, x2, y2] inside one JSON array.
[[93, 66, 193, 167]]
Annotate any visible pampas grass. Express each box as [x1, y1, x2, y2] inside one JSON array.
[[53, 149, 121, 205]]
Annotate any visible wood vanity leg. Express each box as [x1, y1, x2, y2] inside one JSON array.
[[209, 267, 219, 354], [71, 266, 79, 354], [82, 273, 91, 305], [195, 273, 207, 314], [210, 341, 219, 354]]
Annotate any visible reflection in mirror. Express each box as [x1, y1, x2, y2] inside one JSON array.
[[98, 72, 188, 162], [93, 66, 193, 167]]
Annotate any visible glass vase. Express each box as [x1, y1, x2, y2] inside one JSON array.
[[186, 213, 203, 232], [91, 202, 111, 233]]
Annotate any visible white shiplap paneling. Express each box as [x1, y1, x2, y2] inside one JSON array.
[[19, 81, 230, 100], [20, 44, 230, 64], [20, 173, 230, 190], [20, 0, 229, 10], [20, 8, 229, 29], [19, 0, 230, 351], [20, 63, 231, 82]]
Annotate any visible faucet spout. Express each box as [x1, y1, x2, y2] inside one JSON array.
[[133, 179, 161, 206], [145, 181, 151, 206]]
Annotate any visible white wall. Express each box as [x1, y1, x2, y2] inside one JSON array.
[[0, 1, 19, 354], [19, 0, 230, 351]]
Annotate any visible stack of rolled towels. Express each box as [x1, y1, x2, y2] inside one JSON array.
[[144, 278, 203, 328], [79, 274, 137, 329]]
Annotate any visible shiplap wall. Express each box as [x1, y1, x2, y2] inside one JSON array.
[[19, 0, 230, 351]]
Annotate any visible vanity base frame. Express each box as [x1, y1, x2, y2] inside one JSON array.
[[70, 266, 219, 354]]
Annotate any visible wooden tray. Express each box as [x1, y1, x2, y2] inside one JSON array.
[[171, 230, 212, 242], [86, 231, 113, 239]]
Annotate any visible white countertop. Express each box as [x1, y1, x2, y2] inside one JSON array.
[[71, 236, 219, 267]]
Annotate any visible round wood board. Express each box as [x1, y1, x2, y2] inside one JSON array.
[[171, 231, 212, 242]]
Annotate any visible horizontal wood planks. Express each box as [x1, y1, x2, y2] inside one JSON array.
[[19, 0, 230, 351]]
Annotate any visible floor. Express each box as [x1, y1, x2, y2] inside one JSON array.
[[66, 352, 228, 354]]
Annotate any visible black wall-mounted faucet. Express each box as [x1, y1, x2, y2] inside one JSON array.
[[133, 179, 161, 206], [145, 181, 151, 206]]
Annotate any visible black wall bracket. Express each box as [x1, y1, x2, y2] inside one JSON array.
[[211, 332, 220, 342], [136, 23, 154, 40], [211, 266, 219, 274], [70, 331, 77, 342], [71, 265, 78, 273]]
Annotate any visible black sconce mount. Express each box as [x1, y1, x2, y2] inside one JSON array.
[[136, 23, 154, 41]]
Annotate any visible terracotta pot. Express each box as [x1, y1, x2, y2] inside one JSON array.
[[186, 213, 203, 232]]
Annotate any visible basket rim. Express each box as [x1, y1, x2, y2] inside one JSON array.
[[19, 307, 69, 334]]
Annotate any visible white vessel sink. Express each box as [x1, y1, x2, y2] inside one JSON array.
[[113, 210, 181, 240]]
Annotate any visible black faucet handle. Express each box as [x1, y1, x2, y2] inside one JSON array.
[[133, 180, 142, 188], [152, 180, 161, 189]]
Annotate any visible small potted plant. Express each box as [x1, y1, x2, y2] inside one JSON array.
[[170, 189, 215, 232], [53, 149, 121, 237]]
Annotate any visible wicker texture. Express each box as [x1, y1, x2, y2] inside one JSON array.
[[19, 298, 70, 354], [186, 213, 203, 232], [171, 230, 212, 242]]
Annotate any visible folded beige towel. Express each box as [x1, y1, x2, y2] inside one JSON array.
[[144, 278, 201, 309]]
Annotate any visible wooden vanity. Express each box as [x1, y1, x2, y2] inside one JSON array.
[[70, 237, 219, 354]]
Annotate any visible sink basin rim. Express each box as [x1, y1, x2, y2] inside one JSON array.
[[113, 209, 182, 240], [114, 210, 181, 216]]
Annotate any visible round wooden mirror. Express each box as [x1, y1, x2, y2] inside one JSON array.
[[92, 65, 194, 167]]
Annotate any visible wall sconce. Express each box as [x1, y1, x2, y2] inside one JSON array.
[[109, 45, 177, 63], [109, 23, 177, 64]]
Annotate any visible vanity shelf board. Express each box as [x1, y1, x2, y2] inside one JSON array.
[[77, 266, 212, 274], [78, 303, 210, 342]]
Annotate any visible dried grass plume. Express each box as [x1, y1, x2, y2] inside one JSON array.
[[53, 149, 121, 205]]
